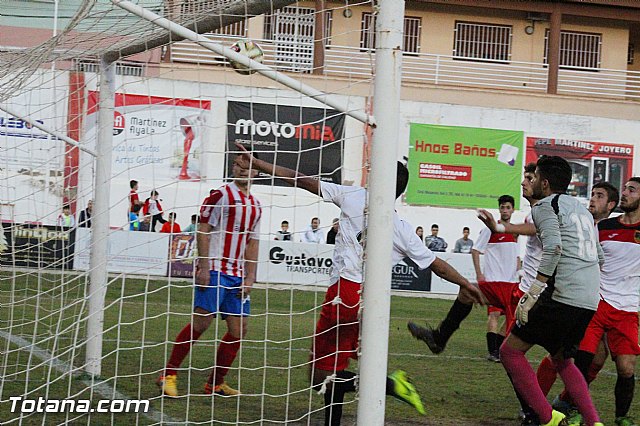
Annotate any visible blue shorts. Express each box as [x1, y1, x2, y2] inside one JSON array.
[[193, 271, 250, 318]]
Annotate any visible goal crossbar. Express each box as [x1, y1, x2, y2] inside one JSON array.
[[111, 0, 376, 127]]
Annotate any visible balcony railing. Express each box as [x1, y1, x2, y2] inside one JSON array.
[[170, 35, 640, 101]]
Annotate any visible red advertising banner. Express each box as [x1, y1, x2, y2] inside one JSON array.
[[418, 163, 472, 181], [526, 137, 634, 199]]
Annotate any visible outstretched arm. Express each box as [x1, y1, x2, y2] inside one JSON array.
[[430, 258, 486, 305], [477, 208, 536, 236], [235, 142, 320, 196]]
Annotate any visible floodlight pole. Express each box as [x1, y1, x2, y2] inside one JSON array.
[[85, 56, 115, 377], [357, 1, 404, 425], [110, 0, 375, 128]]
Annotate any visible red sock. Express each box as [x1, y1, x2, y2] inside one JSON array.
[[209, 332, 241, 386], [553, 358, 600, 425], [165, 323, 203, 376], [500, 343, 553, 424], [536, 356, 558, 397]]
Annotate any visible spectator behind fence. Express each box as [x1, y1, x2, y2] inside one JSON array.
[[143, 190, 166, 232], [139, 215, 151, 232], [274, 220, 292, 241], [424, 223, 447, 252], [129, 180, 140, 215], [78, 200, 93, 228], [453, 227, 474, 254], [129, 204, 141, 231], [160, 212, 181, 234], [301, 217, 323, 244], [184, 214, 198, 234], [326, 218, 339, 245], [57, 205, 76, 228], [415, 226, 424, 242]]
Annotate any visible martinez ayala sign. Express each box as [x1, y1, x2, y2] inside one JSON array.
[[406, 124, 524, 209], [227, 101, 345, 186]]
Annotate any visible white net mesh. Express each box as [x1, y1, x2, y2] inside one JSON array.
[[1, 1, 377, 424]]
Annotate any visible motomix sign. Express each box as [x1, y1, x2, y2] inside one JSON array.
[[227, 101, 344, 186]]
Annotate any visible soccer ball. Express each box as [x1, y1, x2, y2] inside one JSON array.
[[229, 39, 264, 75]]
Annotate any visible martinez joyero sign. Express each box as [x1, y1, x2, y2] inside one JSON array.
[[227, 101, 344, 186], [406, 124, 524, 209]]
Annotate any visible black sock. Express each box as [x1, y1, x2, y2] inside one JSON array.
[[574, 350, 595, 382], [615, 374, 635, 418], [436, 298, 472, 347], [486, 332, 497, 354], [495, 334, 505, 353], [323, 371, 357, 426], [506, 371, 538, 422]]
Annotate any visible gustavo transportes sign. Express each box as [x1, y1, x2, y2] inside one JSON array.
[[406, 124, 524, 209]]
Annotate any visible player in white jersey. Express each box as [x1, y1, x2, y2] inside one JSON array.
[[501, 156, 604, 426], [570, 177, 640, 426], [158, 153, 262, 398], [472, 194, 520, 361], [235, 143, 484, 426]]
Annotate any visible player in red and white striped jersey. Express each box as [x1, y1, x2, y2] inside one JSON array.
[[572, 177, 640, 425], [472, 194, 521, 361], [158, 152, 262, 398]]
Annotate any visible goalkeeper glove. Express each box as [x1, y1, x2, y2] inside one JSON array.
[[515, 279, 546, 325]]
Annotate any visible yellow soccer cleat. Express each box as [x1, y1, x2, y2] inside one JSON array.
[[542, 410, 569, 426], [388, 370, 426, 415], [204, 382, 240, 396], [157, 374, 178, 398]]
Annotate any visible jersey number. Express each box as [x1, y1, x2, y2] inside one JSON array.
[[569, 213, 597, 261]]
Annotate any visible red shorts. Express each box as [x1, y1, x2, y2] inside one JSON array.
[[312, 278, 361, 372], [579, 299, 640, 357], [479, 281, 521, 331]]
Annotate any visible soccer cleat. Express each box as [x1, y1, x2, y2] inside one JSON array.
[[519, 409, 540, 426], [551, 395, 574, 415], [204, 382, 240, 396], [407, 322, 445, 354], [157, 374, 178, 398], [566, 410, 583, 426], [388, 370, 426, 415], [542, 410, 569, 426], [486, 352, 501, 363], [616, 416, 638, 426]]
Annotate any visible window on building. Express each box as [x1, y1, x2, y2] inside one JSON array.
[[360, 13, 422, 53], [629, 43, 635, 65], [544, 30, 602, 70], [453, 21, 512, 62], [264, 8, 331, 42], [324, 10, 333, 45]]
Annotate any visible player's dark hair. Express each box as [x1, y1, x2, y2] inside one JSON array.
[[132, 204, 141, 213], [396, 161, 409, 199], [629, 177, 640, 185], [312, 217, 319, 222], [151, 190, 159, 196], [593, 182, 619, 210], [498, 195, 515, 208], [130, 180, 138, 189], [281, 220, 289, 225], [191, 214, 197, 221], [431, 224, 439, 229], [524, 162, 536, 174], [536, 156, 572, 193], [63, 204, 70, 210], [463, 226, 469, 232]]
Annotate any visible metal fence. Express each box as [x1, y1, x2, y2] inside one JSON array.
[[169, 35, 640, 101]]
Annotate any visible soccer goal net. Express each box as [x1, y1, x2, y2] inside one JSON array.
[[0, 1, 404, 424]]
